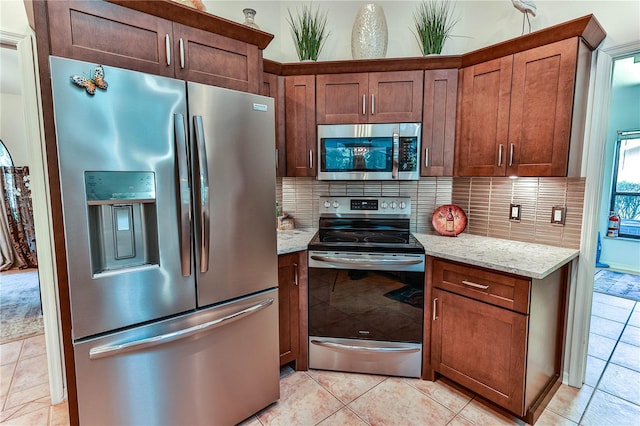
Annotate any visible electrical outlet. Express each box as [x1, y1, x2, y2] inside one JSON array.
[[510, 204, 521, 221], [551, 206, 566, 225]]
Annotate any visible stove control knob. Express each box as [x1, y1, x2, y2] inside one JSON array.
[[381, 201, 388, 209], [399, 201, 406, 209], [332, 201, 340, 209], [324, 200, 331, 208], [390, 201, 397, 209]]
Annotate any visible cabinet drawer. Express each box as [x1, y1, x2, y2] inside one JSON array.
[[432, 259, 530, 314]]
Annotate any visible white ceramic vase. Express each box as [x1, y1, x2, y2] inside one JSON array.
[[351, 3, 388, 60]]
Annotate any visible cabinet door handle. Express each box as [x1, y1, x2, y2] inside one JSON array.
[[165, 34, 171, 66], [424, 147, 429, 168], [497, 144, 503, 167], [309, 149, 313, 169], [362, 94, 366, 115], [179, 38, 185, 69], [432, 297, 438, 321], [509, 143, 514, 166], [371, 94, 375, 115], [462, 280, 490, 290], [275, 148, 279, 170], [293, 263, 299, 286]]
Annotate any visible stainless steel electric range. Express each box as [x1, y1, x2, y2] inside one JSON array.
[[307, 196, 425, 378]]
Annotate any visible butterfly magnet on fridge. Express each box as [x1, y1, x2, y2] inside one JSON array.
[[70, 65, 108, 95]]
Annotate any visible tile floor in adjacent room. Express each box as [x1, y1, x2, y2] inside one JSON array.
[[1, 291, 639, 425]]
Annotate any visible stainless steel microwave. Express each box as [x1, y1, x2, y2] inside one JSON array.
[[317, 123, 421, 181]]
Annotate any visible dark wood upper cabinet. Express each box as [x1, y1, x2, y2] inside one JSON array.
[[285, 75, 316, 177], [172, 23, 261, 93], [47, 0, 175, 78], [46, 0, 264, 93], [421, 69, 458, 177], [316, 71, 423, 124], [455, 38, 583, 177]]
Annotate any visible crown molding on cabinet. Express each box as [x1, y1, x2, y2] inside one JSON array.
[[106, 0, 274, 50]]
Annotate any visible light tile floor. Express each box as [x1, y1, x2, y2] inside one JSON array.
[[1, 292, 638, 425]]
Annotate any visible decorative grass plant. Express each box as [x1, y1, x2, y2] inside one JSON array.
[[286, 3, 329, 61], [412, 0, 459, 55]]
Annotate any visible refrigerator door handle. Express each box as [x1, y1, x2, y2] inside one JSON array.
[[174, 114, 192, 277], [194, 115, 210, 273], [89, 297, 275, 360]]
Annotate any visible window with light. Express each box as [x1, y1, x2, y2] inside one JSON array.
[[610, 130, 640, 238]]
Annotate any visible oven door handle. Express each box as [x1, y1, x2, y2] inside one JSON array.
[[310, 255, 423, 267], [310, 340, 420, 354]]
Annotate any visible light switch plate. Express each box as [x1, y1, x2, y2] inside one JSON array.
[[510, 204, 521, 221], [551, 206, 566, 225]]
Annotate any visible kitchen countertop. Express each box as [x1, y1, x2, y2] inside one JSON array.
[[277, 229, 317, 255], [276, 229, 579, 279], [413, 232, 579, 279]]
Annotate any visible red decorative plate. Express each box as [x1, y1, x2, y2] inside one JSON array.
[[432, 205, 467, 237]]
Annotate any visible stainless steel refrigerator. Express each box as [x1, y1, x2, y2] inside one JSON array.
[[49, 56, 279, 425]]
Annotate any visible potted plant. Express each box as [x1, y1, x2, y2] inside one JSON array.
[[412, 0, 459, 55], [286, 3, 330, 61]]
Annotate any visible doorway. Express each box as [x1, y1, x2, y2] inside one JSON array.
[[0, 139, 42, 343], [568, 44, 640, 389]]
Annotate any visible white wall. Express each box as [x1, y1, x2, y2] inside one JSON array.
[[598, 81, 640, 273], [0, 0, 30, 34], [0, 92, 29, 166], [0, 0, 31, 166], [204, 1, 640, 62]]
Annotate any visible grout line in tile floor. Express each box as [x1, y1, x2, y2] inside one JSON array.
[[2, 292, 639, 425], [577, 299, 638, 425]]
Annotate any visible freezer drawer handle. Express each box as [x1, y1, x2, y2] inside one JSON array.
[[89, 298, 275, 360], [194, 116, 210, 273], [174, 113, 191, 277], [310, 340, 420, 354]]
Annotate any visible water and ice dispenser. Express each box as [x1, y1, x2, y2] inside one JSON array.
[[85, 171, 160, 275]]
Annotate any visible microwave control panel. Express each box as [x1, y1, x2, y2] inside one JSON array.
[[399, 137, 418, 171]]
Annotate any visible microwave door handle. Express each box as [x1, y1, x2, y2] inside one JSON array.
[[174, 113, 191, 277], [392, 132, 399, 179], [194, 116, 210, 273]]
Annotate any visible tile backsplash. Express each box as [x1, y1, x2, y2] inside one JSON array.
[[452, 177, 585, 249], [277, 177, 452, 233], [276, 176, 585, 249]]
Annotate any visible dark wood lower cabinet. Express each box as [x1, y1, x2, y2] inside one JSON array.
[[432, 288, 528, 415], [278, 251, 308, 370], [428, 257, 568, 424]]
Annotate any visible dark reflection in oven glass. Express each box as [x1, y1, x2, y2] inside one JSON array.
[[308, 268, 424, 343]]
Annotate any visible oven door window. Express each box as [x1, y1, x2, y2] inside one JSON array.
[[308, 267, 423, 343], [320, 137, 392, 172]]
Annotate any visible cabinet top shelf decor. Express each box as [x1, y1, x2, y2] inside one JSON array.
[[264, 14, 605, 76], [106, 0, 274, 49]]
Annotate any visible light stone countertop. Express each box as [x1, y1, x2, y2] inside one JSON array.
[[277, 229, 317, 255], [276, 229, 578, 279], [413, 232, 579, 279]]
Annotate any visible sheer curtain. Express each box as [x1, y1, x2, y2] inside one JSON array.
[[0, 166, 38, 270]]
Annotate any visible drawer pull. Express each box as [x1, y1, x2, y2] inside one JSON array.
[[462, 280, 489, 290], [432, 297, 438, 321]]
